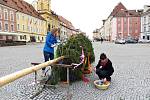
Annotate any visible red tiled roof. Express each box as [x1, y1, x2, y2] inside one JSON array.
[[58, 15, 75, 30], [0, 0, 44, 20], [51, 10, 58, 18], [114, 9, 141, 17], [110, 2, 127, 16]]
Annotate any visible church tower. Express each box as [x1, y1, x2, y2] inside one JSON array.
[[37, 0, 51, 12], [35, 0, 59, 32]]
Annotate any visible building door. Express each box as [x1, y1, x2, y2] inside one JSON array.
[[30, 36, 36, 42], [6, 35, 13, 41], [48, 24, 50, 32], [147, 35, 150, 40]]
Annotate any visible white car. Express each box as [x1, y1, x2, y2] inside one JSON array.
[[115, 39, 126, 44], [138, 39, 150, 43]]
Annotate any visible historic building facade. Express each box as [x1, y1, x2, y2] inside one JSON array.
[[111, 10, 141, 41], [0, 3, 17, 42], [0, 0, 47, 43], [141, 5, 150, 40], [15, 0, 46, 42], [34, 0, 79, 40], [35, 0, 60, 32], [102, 2, 141, 41]]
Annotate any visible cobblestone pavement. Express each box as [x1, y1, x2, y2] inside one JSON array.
[[1, 42, 150, 100]]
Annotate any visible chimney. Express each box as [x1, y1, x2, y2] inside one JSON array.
[[137, 9, 143, 15], [102, 20, 106, 25]]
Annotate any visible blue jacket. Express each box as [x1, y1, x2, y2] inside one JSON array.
[[43, 32, 57, 54]]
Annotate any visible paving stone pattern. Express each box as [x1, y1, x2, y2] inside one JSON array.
[[1, 42, 150, 100]]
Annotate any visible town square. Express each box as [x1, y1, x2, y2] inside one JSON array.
[[1, 0, 150, 100], [1, 42, 150, 99]]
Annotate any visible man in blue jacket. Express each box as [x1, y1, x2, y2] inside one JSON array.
[[42, 28, 60, 76]]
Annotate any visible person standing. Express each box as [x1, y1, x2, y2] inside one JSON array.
[[100, 37, 103, 43], [42, 28, 60, 76]]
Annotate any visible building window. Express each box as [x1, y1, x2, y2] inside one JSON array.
[[22, 16, 24, 20], [4, 9, 8, 20], [124, 18, 127, 23], [118, 18, 121, 22], [129, 17, 132, 24], [0, 35, 3, 39], [144, 26, 146, 32], [4, 23, 8, 31], [118, 23, 121, 32], [134, 17, 138, 22], [147, 36, 150, 40], [24, 35, 26, 40], [64, 31, 65, 35], [8, 36, 12, 40], [124, 17, 127, 33], [0, 21, 2, 31], [38, 36, 40, 40], [17, 14, 19, 20], [11, 24, 14, 32], [10, 11, 14, 21], [20, 36, 22, 40], [28, 26, 30, 31], [129, 26, 132, 33], [124, 26, 127, 33], [48, 24, 50, 31], [0, 7, 2, 19], [135, 29, 138, 33], [33, 28, 35, 32], [149, 26, 150, 32], [23, 25, 25, 31], [17, 24, 20, 30], [118, 27, 121, 32], [144, 16, 146, 24], [149, 16, 150, 23]]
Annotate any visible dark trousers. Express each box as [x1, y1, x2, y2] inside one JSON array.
[[96, 68, 112, 81], [42, 51, 54, 71]]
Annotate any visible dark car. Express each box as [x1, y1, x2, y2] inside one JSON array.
[[125, 38, 138, 43]]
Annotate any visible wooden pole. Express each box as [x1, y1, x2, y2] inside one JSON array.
[[0, 56, 64, 87]]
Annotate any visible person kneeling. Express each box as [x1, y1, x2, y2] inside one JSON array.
[[96, 53, 114, 82]]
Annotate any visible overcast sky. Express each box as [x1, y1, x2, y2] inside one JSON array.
[[24, 0, 150, 39]]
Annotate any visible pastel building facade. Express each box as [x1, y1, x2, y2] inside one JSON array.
[[0, 2, 17, 42], [35, 0, 60, 32], [111, 10, 141, 41], [141, 5, 150, 40], [102, 2, 141, 41], [0, 0, 47, 43]]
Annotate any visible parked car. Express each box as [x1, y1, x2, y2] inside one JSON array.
[[115, 39, 126, 44], [125, 38, 138, 43], [138, 39, 150, 43]]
